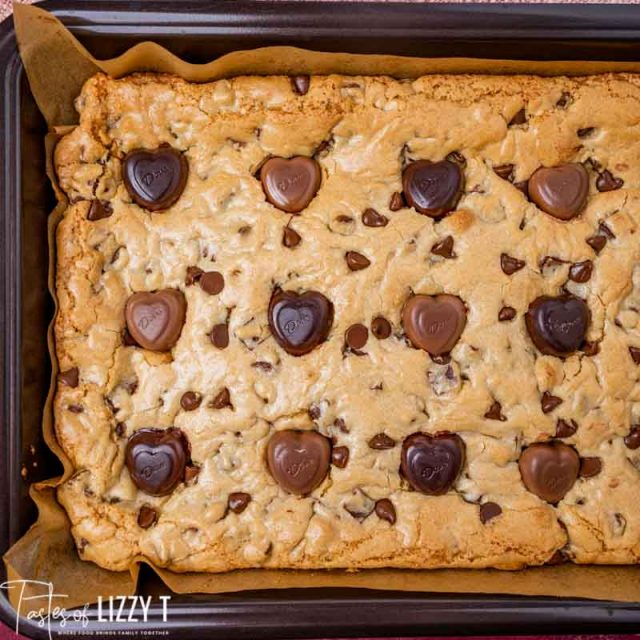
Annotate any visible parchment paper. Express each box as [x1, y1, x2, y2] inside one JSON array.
[[4, 2, 640, 610]]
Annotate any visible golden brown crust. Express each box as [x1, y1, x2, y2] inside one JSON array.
[[54, 72, 640, 572]]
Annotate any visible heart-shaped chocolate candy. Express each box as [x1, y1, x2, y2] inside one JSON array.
[[266, 430, 331, 495], [525, 295, 589, 357], [402, 294, 467, 356], [125, 289, 187, 352], [402, 159, 464, 218], [123, 145, 188, 211], [268, 289, 333, 356], [125, 428, 190, 496], [518, 442, 579, 503], [260, 156, 321, 213], [401, 432, 465, 495], [528, 163, 588, 221]]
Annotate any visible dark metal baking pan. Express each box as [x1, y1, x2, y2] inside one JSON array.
[[1, 2, 640, 638]]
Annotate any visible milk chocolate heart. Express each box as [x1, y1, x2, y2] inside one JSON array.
[[125, 289, 186, 352], [268, 289, 333, 356], [400, 432, 465, 495], [525, 295, 589, 357], [260, 156, 321, 213], [402, 294, 467, 355], [528, 163, 589, 221], [123, 145, 188, 211], [402, 159, 464, 218], [518, 442, 579, 503], [266, 430, 331, 495], [125, 428, 190, 496]]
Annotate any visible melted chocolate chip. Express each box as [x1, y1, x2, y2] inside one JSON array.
[[402, 159, 464, 218], [345, 323, 368, 352], [125, 289, 187, 352], [375, 499, 396, 524], [556, 92, 572, 108], [334, 417, 349, 433], [180, 391, 201, 412], [501, 253, 525, 275], [541, 392, 563, 414], [484, 401, 506, 421], [252, 361, 274, 373], [211, 387, 232, 410], [596, 170, 624, 193], [138, 505, 158, 529], [345, 251, 371, 271], [184, 464, 200, 484], [123, 146, 188, 211], [586, 234, 607, 254], [389, 191, 406, 211], [498, 306, 516, 322], [401, 432, 465, 495], [371, 316, 392, 339], [228, 492, 252, 514], [624, 426, 640, 450], [308, 404, 321, 420], [115, 422, 126, 437], [331, 446, 350, 468], [569, 260, 593, 283], [283, 227, 302, 248], [494, 164, 515, 182], [268, 289, 333, 356], [68, 404, 83, 414], [402, 294, 467, 356], [59, 367, 79, 388], [199, 271, 225, 295], [556, 419, 578, 438], [260, 156, 321, 213], [87, 200, 113, 221], [210, 324, 230, 349], [266, 430, 331, 495], [125, 428, 189, 496], [630, 347, 640, 365], [525, 295, 589, 357], [291, 75, 310, 95], [185, 266, 204, 286], [368, 433, 396, 450], [508, 108, 527, 126], [528, 164, 589, 221], [577, 127, 595, 139], [431, 236, 455, 259], [579, 457, 602, 478], [518, 442, 579, 503], [479, 502, 502, 524], [362, 208, 389, 227]]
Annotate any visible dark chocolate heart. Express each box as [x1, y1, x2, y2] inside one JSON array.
[[125, 428, 190, 496], [400, 432, 465, 495], [266, 430, 331, 495], [402, 159, 464, 218], [268, 289, 333, 356], [125, 289, 186, 352], [402, 294, 467, 356], [528, 163, 588, 221], [123, 146, 188, 211], [518, 441, 579, 503], [260, 156, 321, 213], [525, 295, 589, 357]]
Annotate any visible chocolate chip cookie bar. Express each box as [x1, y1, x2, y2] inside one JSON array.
[[53, 72, 640, 572]]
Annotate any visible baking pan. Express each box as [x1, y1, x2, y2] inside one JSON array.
[[2, 2, 640, 638]]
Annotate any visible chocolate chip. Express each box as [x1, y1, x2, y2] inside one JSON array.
[[581, 341, 599, 356], [210, 323, 229, 349], [185, 266, 204, 285], [501, 253, 525, 275], [228, 492, 252, 514], [260, 156, 321, 213], [368, 433, 396, 450], [180, 391, 201, 411], [498, 306, 516, 322], [137, 505, 158, 529], [308, 404, 321, 420], [431, 236, 455, 259], [541, 391, 563, 414], [599, 221, 615, 239], [123, 146, 188, 211], [199, 271, 225, 295], [547, 549, 569, 565], [525, 295, 589, 357], [371, 316, 392, 340], [389, 191, 406, 211], [125, 428, 189, 496], [345, 323, 368, 351], [59, 367, 79, 388], [211, 387, 232, 410], [494, 164, 515, 182], [290, 75, 310, 95], [125, 289, 187, 352], [362, 208, 389, 228], [586, 234, 607, 254], [115, 422, 126, 437], [334, 417, 349, 433], [283, 227, 302, 248], [556, 92, 571, 108], [528, 164, 589, 221], [624, 426, 640, 450], [569, 260, 593, 283], [508, 108, 527, 126], [375, 499, 396, 524], [577, 127, 595, 138], [68, 404, 84, 414], [401, 432, 465, 495], [479, 502, 502, 524], [431, 353, 450, 365], [184, 464, 200, 484], [596, 170, 624, 192], [345, 251, 371, 271], [343, 488, 375, 521], [266, 430, 331, 495], [579, 457, 602, 478], [268, 289, 334, 356], [87, 199, 113, 221], [556, 418, 578, 438], [252, 361, 273, 373], [238, 225, 252, 236], [484, 401, 506, 421], [336, 215, 353, 223], [518, 442, 579, 503], [331, 446, 350, 468], [402, 159, 464, 218], [123, 379, 138, 395], [629, 346, 640, 365], [402, 294, 467, 356]]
